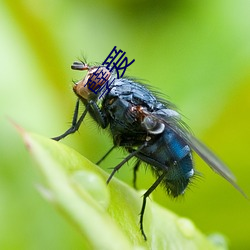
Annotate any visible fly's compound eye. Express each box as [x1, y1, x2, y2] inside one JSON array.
[[142, 116, 165, 134]]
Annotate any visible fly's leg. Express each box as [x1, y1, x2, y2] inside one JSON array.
[[52, 99, 87, 141], [107, 143, 146, 184], [99, 148, 141, 188], [140, 172, 166, 240], [88, 100, 107, 129], [96, 145, 116, 165], [52, 99, 107, 141], [133, 160, 141, 189]]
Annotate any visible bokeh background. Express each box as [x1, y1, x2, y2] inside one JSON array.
[[1, 1, 250, 249]]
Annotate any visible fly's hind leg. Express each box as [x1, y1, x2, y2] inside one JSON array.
[[140, 172, 166, 240]]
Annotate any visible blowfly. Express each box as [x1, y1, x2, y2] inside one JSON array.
[[52, 60, 246, 240]]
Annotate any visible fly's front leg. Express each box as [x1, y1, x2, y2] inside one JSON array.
[[52, 99, 108, 141], [88, 100, 107, 129], [52, 99, 88, 141]]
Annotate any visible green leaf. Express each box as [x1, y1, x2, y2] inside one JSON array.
[[19, 128, 226, 250]]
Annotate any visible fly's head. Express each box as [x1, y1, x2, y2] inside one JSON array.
[[71, 61, 111, 101]]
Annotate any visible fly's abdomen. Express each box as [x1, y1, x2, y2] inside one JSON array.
[[163, 129, 194, 196], [137, 128, 194, 197], [164, 153, 193, 197]]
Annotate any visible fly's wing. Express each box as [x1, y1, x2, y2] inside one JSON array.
[[151, 109, 248, 198], [182, 132, 248, 198]]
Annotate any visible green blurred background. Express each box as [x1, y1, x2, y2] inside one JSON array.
[[1, 0, 250, 249]]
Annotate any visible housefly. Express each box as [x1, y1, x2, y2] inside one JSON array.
[[52, 60, 246, 240]]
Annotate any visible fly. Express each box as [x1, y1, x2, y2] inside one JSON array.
[[52, 60, 247, 240]]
